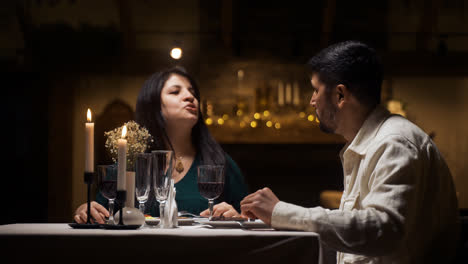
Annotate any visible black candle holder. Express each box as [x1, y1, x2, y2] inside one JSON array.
[[69, 172, 101, 229], [116, 190, 126, 225]]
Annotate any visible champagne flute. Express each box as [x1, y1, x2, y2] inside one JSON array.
[[197, 165, 225, 220], [135, 153, 152, 215], [151, 150, 173, 228], [97, 164, 118, 224]]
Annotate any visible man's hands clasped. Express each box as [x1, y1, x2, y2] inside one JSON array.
[[240, 187, 280, 226]]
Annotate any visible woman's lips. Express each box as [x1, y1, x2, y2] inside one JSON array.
[[185, 106, 198, 114]]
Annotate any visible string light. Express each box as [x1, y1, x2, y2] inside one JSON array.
[[205, 103, 322, 133]]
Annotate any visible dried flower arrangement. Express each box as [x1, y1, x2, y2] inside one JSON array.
[[104, 120, 153, 170]]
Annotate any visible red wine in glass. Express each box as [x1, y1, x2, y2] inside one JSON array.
[[197, 165, 225, 220], [198, 182, 224, 200]]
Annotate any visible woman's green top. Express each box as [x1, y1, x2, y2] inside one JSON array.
[[96, 153, 248, 216]]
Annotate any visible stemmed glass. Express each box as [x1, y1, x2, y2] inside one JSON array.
[[97, 164, 118, 224], [197, 165, 225, 220], [151, 150, 173, 228], [134, 153, 152, 215]]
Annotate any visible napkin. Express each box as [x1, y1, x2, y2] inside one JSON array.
[[163, 179, 178, 228]]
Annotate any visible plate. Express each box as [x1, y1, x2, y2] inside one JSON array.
[[209, 216, 247, 221], [68, 223, 101, 229], [145, 217, 196, 226], [195, 219, 243, 228], [240, 220, 269, 229], [145, 218, 160, 225], [101, 224, 141, 230], [195, 219, 269, 229]]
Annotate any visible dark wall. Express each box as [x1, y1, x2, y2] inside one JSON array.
[[222, 143, 344, 207], [4, 69, 49, 224]]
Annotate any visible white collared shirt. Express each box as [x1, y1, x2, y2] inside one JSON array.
[[271, 106, 459, 264]]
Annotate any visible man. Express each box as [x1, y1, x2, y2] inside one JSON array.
[[240, 41, 459, 264]]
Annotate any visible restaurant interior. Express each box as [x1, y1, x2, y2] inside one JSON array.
[[3, 1, 468, 253]]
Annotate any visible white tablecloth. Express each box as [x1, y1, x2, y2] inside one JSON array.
[[0, 224, 321, 264]]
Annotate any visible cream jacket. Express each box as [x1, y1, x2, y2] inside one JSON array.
[[271, 106, 459, 264]]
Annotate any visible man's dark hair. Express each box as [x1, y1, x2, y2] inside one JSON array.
[[307, 40, 383, 107]]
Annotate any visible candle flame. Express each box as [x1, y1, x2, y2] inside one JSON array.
[[121, 125, 127, 138], [87, 108, 92, 122]]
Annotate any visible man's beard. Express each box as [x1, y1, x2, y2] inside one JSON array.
[[317, 97, 337, 134]]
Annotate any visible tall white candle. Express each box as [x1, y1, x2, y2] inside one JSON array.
[[85, 109, 94, 173], [278, 81, 284, 106], [117, 125, 127, 191]]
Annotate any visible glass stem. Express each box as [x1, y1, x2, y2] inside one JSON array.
[[209, 199, 214, 220], [108, 199, 115, 224], [139, 202, 145, 215], [159, 201, 166, 227]]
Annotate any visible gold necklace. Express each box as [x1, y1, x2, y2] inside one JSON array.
[[175, 156, 184, 173]]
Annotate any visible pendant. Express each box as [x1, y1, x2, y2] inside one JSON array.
[[175, 158, 184, 173]]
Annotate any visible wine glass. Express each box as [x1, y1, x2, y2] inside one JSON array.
[[197, 165, 225, 220], [134, 153, 152, 215], [151, 150, 173, 228], [97, 164, 118, 224]]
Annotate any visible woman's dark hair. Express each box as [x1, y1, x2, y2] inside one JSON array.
[[135, 66, 225, 166], [307, 40, 383, 108]]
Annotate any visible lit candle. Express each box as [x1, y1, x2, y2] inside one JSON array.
[[278, 81, 284, 106], [85, 109, 94, 173], [117, 125, 127, 191]]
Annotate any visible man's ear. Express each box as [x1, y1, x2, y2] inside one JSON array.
[[335, 84, 347, 107]]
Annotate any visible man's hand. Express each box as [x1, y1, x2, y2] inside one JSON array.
[[240, 187, 280, 226], [200, 202, 241, 218], [74, 201, 109, 224]]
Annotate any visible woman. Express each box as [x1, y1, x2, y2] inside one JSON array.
[[74, 67, 248, 224]]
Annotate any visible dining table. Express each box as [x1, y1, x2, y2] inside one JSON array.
[[0, 222, 322, 264]]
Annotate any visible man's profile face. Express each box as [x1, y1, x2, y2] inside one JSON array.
[[309, 74, 338, 134]]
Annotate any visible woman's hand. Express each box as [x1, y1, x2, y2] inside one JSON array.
[[74, 201, 109, 224], [200, 202, 241, 218]]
